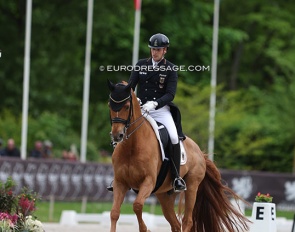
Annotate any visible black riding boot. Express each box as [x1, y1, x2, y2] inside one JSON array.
[[171, 143, 187, 192]]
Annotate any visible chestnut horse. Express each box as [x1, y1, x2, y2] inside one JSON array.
[[107, 80, 250, 232]]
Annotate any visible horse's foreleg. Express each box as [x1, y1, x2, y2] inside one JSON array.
[[133, 181, 154, 232], [110, 183, 129, 232], [156, 193, 181, 232]]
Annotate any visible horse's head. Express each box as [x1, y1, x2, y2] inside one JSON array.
[[108, 80, 133, 143]]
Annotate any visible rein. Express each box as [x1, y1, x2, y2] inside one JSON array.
[[125, 111, 148, 139]]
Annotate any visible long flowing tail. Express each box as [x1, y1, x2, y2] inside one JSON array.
[[192, 156, 251, 232]]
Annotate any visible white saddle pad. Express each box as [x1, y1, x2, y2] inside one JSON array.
[[144, 114, 187, 165]]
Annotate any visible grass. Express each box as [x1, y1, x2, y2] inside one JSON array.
[[36, 200, 164, 222], [35, 200, 295, 223]]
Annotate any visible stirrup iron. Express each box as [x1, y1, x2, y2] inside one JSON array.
[[173, 177, 187, 193], [107, 180, 114, 192]]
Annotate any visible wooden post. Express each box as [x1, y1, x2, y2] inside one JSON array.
[[292, 213, 295, 232], [149, 197, 156, 214], [81, 196, 87, 213], [49, 195, 55, 222]]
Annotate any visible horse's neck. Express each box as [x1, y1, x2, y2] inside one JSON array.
[[126, 99, 155, 141], [124, 109, 152, 144]]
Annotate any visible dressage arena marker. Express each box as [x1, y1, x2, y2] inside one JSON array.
[[60, 210, 168, 229], [250, 202, 277, 232]]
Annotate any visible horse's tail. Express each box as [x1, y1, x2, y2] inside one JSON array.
[[192, 156, 251, 232]]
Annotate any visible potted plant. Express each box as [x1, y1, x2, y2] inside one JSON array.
[[255, 192, 273, 203], [0, 177, 44, 232]]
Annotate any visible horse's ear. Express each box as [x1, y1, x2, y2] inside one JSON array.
[[107, 79, 115, 91]]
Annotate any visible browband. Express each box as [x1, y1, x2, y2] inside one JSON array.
[[109, 94, 131, 103]]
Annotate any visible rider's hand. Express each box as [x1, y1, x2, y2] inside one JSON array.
[[142, 101, 158, 112], [137, 97, 142, 106]]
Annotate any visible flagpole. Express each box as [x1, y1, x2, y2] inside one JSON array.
[[21, 0, 32, 160], [132, 0, 141, 95], [80, 0, 94, 163], [208, 0, 220, 161]]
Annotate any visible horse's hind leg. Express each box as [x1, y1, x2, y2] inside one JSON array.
[[181, 169, 204, 232], [181, 188, 197, 232], [156, 192, 181, 232], [110, 183, 129, 232]]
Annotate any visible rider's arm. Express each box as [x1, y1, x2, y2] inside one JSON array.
[[155, 63, 178, 109]]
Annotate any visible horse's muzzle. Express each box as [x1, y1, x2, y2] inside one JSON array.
[[110, 130, 125, 143]]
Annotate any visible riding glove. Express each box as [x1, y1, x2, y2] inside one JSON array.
[[142, 101, 158, 112]]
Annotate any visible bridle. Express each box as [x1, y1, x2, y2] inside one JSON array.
[[109, 94, 133, 128], [109, 92, 147, 140]]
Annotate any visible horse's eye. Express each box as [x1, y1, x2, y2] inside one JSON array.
[[125, 105, 130, 110]]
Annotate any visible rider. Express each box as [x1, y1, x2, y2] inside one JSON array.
[[107, 33, 186, 192], [131, 33, 186, 192]]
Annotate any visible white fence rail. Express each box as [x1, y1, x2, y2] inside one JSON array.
[[60, 210, 169, 229], [60, 210, 294, 232]]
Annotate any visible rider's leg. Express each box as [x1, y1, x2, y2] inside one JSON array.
[[170, 142, 186, 192], [149, 106, 186, 192]]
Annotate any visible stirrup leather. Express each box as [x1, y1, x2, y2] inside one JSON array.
[[173, 177, 187, 192]]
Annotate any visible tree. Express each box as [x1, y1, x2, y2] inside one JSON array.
[[1, 0, 295, 170]]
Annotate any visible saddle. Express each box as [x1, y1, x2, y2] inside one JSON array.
[[145, 114, 187, 164], [132, 115, 186, 194]]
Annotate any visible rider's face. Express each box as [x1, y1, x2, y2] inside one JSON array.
[[151, 48, 166, 62]]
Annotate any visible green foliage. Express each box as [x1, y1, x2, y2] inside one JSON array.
[[1, 0, 295, 171], [175, 80, 294, 172], [174, 81, 211, 149], [213, 85, 294, 172], [218, 1, 295, 90], [255, 192, 273, 203], [0, 110, 22, 146], [0, 110, 100, 161], [0, 177, 17, 214]]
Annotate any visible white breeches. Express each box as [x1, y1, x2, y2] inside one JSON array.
[[144, 105, 179, 144]]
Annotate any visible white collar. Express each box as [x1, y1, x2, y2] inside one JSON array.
[[152, 58, 163, 67]]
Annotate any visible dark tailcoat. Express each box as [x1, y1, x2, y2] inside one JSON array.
[[129, 57, 185, 140]]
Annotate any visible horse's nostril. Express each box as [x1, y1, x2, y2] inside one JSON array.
[[119, 133, 124, 139]]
